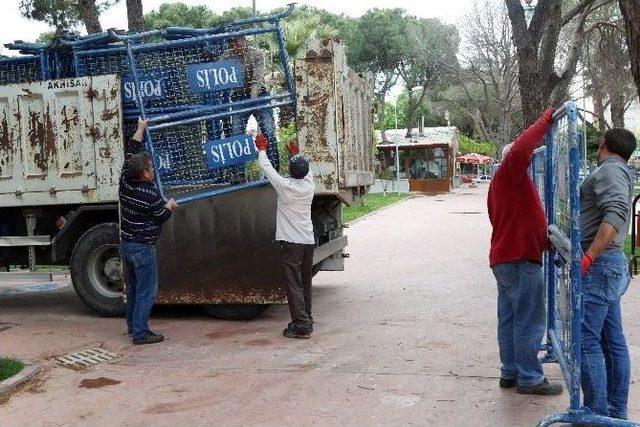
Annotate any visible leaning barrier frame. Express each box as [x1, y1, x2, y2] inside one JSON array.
[[73, 5, 296, 204], [1, 4, 297, 205], [533, 101, 639, 426]]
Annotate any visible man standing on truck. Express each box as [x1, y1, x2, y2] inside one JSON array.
[[579, 128, 636, 419], [254, 133, 315, 339], [119, 118, 178, 345], [488, 108, 563, 395]]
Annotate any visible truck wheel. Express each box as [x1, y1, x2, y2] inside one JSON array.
[[70, 223, 125, 316], [203, 304, 270, 320]]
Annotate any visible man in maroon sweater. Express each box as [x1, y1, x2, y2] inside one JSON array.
[[488, 108, 563, 395]]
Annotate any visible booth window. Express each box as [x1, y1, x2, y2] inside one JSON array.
[[408, 147, 447, 180]]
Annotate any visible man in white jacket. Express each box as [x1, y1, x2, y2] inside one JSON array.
[[255, 133, 316, 339]]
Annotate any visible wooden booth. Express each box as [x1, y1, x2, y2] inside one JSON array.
[[376, 127, 459, 194]]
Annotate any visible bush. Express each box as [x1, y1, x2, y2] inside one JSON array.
[[458, 133, 496, 157]]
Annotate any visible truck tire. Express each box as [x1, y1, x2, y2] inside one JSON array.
[[203, 304, 269, 320], [70, 223, 125, 316]]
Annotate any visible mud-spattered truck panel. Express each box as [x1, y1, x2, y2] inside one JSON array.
[[0, 74, 122, 207], [295, 39, 375, 205]]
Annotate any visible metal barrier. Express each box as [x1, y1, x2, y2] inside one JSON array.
[[1, 5, 296, 204], [67, 5, 296, 204], [536, 102, 638, 426]]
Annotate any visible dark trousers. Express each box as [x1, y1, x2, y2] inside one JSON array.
[[279, 241, 315, 332], [120, 241, 158, 340]]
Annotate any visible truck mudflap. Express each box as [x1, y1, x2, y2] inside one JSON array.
[[155, 185, 347, 305], [156, 185, 286, 304]]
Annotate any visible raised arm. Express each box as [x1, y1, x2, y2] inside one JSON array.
[[502, 108, 553, 183]]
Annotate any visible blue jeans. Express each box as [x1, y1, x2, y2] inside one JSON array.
[[120, 242, 158, 340], [580, 249, 631, 419], [492, 261, 546, 386]]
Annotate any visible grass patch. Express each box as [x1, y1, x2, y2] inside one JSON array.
[[0, 358, 25, 382], [625, 234, 633, 258], [343, 193, 410, 223]]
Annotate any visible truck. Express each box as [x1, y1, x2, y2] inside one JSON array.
[[0, 10, 374, 320]]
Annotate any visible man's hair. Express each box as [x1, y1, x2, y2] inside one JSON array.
[[129, 152, 153, 180], [603, 128, 637, 161]]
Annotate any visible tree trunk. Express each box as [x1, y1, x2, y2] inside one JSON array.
[[78, 0, 102, 34], [619, 0, 640, 99], [516, 54, 545, 125], [592, 88, 607, 139], [126, 0, 145, 32], [609, 87, 626, 128]]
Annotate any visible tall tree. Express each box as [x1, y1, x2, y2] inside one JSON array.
[[19, 0, 114, 34], [398, 16, 459, 137], [126, 0, 144, 32], [618, 0, 640, 98], [505, 0, 611, 123], [144, 3, 218, 29], [348, 9, 407, 142], [453, 0, 521, 149]]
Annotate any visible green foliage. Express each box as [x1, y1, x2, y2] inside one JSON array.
[[19, 0, 115, 31], [0, 358, 25, 381], [37, 31, 57, 43], [347, 8, 406, 78], [277, 122, 297, 174], [342, 193, 409, 223], [458, 133, 496, 156], [144, 3, 219, 29]]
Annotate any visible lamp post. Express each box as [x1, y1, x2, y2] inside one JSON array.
[[252, 0, 256, 18], [445, 110, 451, 127], [394, 100, 400, 193]]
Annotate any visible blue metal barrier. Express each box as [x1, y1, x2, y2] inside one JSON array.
[[1, 5, 296, 204], [535, 102, 639, 426], [68, 7, 295, 204]]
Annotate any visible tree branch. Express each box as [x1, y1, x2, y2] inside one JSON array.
[[561, 0, 601, 26]]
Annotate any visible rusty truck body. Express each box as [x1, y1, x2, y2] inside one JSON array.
[[0, 39, 374, 319]]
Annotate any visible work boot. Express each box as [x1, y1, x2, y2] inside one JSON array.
[[283, 325, 311, 339], [133, 331, 164, 345], [516, 378, 563, 395], [288, 321, 313, 333], [499, 378, 517, 388]]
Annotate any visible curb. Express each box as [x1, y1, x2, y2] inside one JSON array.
[[0, 361, 41, 397], [347, 194, 414, 226]]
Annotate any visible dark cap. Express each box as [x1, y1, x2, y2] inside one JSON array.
[[289, 154, 309, 179]]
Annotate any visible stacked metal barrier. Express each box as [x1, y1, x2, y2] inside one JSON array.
[[0, 4, 296, 204], [535, 102, 638, 426]]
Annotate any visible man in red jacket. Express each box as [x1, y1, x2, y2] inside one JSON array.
[[488, 108, 563, 395]]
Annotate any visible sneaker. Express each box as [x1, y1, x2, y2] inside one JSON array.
[[499, 378, 517, 388], [133, 331, 165, 345], [283, 326, 311, 339], [516, 378, 563, 395]]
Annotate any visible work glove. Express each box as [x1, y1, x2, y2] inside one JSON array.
[[542, 107, 554, 124], [287, 141, 299, 155], [255, 133, 269, 151], [580, 253, 593, 275]]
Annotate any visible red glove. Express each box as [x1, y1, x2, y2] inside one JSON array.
[[287, 142, 299, 155], [542, 107, 554, 124], [255, 133, 268, 151], [581, 253, 593, 275]]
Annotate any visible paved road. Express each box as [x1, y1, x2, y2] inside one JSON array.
[[1, 186, 639, 426]]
